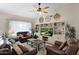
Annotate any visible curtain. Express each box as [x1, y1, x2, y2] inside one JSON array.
[[9, 21, 32, 37]]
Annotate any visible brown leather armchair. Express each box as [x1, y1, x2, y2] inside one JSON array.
[[46, 41, 79, 55], [46, 41, 65, 55]]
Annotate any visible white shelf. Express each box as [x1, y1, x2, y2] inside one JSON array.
[[35, 17, 66, 43]]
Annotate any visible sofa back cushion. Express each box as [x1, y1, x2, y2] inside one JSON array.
[[55, 41, 62, 47], [58, 41, 67, 50]]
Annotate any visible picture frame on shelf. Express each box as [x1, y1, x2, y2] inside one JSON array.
[[45, 15, 51, 22], [39, 17, 44, 23], [54, 22, 65, 34], [35, 25, 40, 32]]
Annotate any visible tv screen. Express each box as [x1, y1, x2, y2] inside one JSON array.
[[40, 28, 53, 36]]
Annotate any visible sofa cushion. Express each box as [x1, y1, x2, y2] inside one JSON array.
[[65, 44, 79, 55], [0, 48, 9, 52]]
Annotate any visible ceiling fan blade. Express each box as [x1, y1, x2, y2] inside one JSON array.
[[32, 3, 49, 14], [29, 8, 37, 12], [43, 11, 48, 13], [33, 5, 38, 9], [43, 6, 49, 9]]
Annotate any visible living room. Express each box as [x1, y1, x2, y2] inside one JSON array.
[[0, 3, 79, 55]]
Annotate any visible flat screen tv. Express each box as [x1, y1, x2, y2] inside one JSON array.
[[40, 28, 53, 36]]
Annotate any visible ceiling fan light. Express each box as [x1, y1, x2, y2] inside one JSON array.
[[37, 8, 41, 11], [37, 11, 42, 15]]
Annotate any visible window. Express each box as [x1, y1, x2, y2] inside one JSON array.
[[0, 36, 4, 45], [9, 21, 32, 37]]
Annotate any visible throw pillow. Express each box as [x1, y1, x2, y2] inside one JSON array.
[[23, 43, 35, 51]]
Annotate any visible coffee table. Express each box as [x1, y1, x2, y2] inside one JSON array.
[[28, 39, 47, 55]]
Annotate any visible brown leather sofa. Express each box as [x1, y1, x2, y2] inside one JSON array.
[[17, 32, 32, 43], [46, 41, 79, 55], [11, 44, 37, 55], [0, 44, 37, 55]]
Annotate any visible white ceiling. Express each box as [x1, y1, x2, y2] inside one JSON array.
[[0, 3, 73, 18]]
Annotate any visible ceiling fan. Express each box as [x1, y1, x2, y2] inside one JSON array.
[[34, 3, 49, 14]]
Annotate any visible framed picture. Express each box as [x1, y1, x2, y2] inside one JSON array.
[[39, 17, 44, 23], [45, 15, 51, 22], [54, 13, 61, 20]]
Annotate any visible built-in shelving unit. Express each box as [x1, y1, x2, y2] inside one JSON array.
[[35, 22, 65, 35], [34, 15, 66, 43]]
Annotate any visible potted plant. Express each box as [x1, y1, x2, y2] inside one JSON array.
[[65, 24, 76, 44]]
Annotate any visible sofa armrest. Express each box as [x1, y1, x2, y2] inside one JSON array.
[[0, 52, 11, 55], [0, 48, 11, 55]]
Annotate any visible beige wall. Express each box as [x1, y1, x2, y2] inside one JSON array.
[[66, 4, 79, 39], [58, 4, 79, 39], [0, 12, 34, 35]]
